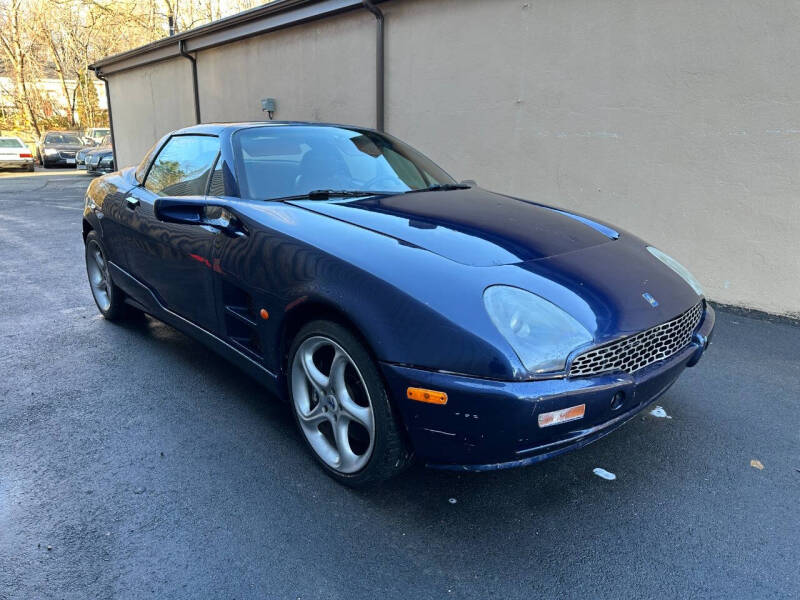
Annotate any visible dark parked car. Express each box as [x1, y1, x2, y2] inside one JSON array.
[[37, 131, 84, 167], [75, 134, 106, 169], [82, 122, 714, 487], [75, 145, 92, 170], [83, 135, 114, 173]]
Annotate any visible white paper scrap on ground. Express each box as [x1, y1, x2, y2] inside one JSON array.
[[650, 406, 672, 419], [593, 468, 617, 480]]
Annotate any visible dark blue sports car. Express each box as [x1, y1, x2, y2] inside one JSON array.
[[82, 122, 714, 486]]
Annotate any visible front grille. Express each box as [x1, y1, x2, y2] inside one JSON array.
[[59, 151, 76, 159], [569, 302, 704, 377]]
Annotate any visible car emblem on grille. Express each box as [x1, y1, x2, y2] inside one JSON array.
[[642, 292, 659, 307]]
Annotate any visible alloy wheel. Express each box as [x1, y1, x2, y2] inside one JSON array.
[[86, 240, 111, 312], [291, 336, 376, 474]]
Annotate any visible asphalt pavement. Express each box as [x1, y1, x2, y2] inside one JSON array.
[[0, 169, 798, 599]]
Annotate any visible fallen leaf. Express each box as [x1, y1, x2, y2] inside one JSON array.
[[750, 459, 764, 470]]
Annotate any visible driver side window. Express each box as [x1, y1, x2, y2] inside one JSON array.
[[144, 135, 219, 196]]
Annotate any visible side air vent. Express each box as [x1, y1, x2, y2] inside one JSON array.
[[222, 281, 263, 359]]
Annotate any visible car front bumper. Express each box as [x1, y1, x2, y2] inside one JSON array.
[[43, 155, 76, 165], [380, 303, 715, 470], [86, 161, 113, 173]]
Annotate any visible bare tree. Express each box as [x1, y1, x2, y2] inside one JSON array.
[[0, 0, 274, 135], [0, 0, 42, 136]]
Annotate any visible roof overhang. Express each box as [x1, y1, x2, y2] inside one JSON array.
[[90, 0, 386, 77]]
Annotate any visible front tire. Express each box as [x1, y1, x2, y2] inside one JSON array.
[[85, 231, 129, 320], [288, 320, 411, 487]]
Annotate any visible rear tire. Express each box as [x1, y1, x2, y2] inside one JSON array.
[[85, 231, 130, 321], [288, 320, 412, 487]]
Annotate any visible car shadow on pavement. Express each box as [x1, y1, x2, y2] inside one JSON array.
[[106, 309, 692, 517]]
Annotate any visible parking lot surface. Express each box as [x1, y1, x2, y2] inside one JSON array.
[[1, 169, 798, 599]]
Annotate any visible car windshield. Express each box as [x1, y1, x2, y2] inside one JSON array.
[[0, 138, 24, 148], [45, 133, 82, 145], [91, 129, 109, 139], [100, 135, 111, 146], [233, 125, 455, 201]]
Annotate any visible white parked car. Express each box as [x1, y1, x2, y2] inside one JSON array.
[[0, 137, 34, 172]]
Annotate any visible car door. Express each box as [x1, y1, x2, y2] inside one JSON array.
[[203, 156, 271, 362], [121, 134, 221, 333]]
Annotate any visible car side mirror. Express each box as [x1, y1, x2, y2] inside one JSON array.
[[153, 197, 247, 237]]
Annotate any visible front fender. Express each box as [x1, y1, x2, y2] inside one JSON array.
[[217, 202, 522, 380]]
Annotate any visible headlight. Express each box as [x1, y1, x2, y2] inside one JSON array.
[[483, 285, 593, 374], [646, 246, 703, 296], [44, 148, 58, 155]]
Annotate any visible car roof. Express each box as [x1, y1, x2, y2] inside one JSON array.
[[172, 121, 380, 137]]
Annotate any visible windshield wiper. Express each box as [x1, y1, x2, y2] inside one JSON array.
[[403, 183, 472, 194], [272, 189, 396, 202], [271, 183, 470, 202]]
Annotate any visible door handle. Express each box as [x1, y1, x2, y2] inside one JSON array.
[[126, 197, 140, 209]]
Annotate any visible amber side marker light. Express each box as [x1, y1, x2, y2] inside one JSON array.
[[537, 404, 586, 428], [407, 387, 448, 405], [259, 309, 269, 320]]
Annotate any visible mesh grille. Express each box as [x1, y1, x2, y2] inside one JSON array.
[[569, 302, 704, 377]]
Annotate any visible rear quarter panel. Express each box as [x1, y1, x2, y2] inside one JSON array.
[[83, 168, 137, 269]]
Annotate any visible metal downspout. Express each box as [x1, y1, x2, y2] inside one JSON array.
[[93, 70, 117, 169], [179, 40, 202, 124], [362, 0, 384, 131]]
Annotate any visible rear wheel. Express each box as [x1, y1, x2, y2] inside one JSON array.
[[288, 320, 411, 487], [85, 231, 129, 320]]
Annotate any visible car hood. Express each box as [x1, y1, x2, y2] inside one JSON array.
[[44, 144, 83, 152], [289, 188, 619, 266]]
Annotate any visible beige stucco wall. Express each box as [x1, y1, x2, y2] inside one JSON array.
[[108, 57, 196, 168], [383, 0, 800, 316], [106, 0, 800, 316], [197, 10, 376, 126]]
